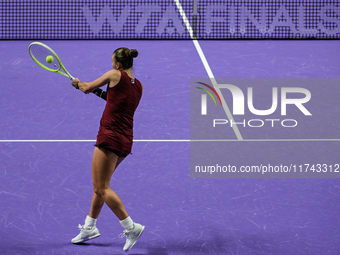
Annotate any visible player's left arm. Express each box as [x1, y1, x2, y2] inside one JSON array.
[[92, 88, 107, 100]]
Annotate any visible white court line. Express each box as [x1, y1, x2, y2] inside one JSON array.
[[1, 139, 340, 143], [0, 140, 97, 143], [173, 0, 243, 141], [0, 140, 189, 142], [190, 139, 340, 142]]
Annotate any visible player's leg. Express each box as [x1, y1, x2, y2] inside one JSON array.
[[89, 156, 125, 219], [72, 148, 124, 244], [88, 192, 104, 219], [91, 147, 129, 220], [92, 147, 145, 251], [72, 147, 144, 249]]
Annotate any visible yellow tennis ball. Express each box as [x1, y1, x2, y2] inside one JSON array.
[[46, 55, 54, 63]]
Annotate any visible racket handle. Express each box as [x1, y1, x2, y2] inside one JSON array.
[[92, 89, 107, 101], [70, 76, 75, 81]]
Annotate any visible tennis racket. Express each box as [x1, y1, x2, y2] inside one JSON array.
[[28, 42, 75, 81], [28, 41, 107, 99]]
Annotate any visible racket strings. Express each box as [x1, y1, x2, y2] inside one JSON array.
[[29, 44, 60, 71]]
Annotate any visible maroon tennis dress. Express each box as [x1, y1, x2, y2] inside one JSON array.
[[95, 71, 143, 157]]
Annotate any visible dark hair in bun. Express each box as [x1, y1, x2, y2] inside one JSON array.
[[129, 49, 138, 58], [113, 47, 139, 70]]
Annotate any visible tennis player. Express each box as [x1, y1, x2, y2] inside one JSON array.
[[70, 47, 144, 252]]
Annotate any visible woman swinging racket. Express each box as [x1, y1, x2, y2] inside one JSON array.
[[70, 47, 144, 252]]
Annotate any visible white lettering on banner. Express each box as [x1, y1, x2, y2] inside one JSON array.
[[240, 5, 267, 34], [203, 4, 339, 36], [267, 4, 297, 34], [156, 5, 186, 34], [82, 3, 339, 36], [135, 5, 162, 34], [318, 5, 340, 35], [82, 5, 130, 34], [204, 4, 226, 35], [82, 4, 185, 35]]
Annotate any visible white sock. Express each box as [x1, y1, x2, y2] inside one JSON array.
[[85, 215, 97, 228], [120, 216, 134, 230]]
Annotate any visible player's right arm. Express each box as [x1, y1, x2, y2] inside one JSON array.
[[71, 70, 121, 94]]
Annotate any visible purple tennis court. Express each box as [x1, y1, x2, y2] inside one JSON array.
[[1, 1, 340, 255], [1, 39, 339, 255]]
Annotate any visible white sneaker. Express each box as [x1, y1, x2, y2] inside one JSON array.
[[119, 223, 145, 251], [71, 224, 101, 244]]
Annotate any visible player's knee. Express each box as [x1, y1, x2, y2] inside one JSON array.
[[93, 186, 107, 198]]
